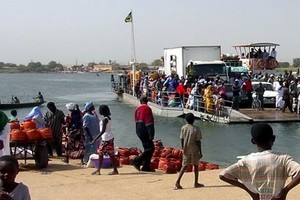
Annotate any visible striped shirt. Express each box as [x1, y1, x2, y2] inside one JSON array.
[[220, 150, 300, 200], [44, 109, 65, 138]]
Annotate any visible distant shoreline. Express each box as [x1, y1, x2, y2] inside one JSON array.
[[0, 70, 122, 74]]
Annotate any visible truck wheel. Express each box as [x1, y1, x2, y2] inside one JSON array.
[[35, 145, 49, 168]]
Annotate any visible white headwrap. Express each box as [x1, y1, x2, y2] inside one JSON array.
[[66, 102, 75, 111]]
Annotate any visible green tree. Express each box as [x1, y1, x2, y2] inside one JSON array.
[[0, 62, 4, 69], [293, 58, 300, 67], [278, 62, 290, 68], [47, 61, 58, 70], [46, 61, 63, 71], [5, 63, 18, 68], [17, 64, 28, 72], [151, 59, 163, 66], [137, 63, 149, 71], [27, 62, 44, 72]]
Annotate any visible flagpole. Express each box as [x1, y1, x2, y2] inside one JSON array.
[[125, 11, 137, 96], [130, 11, 136, 96]]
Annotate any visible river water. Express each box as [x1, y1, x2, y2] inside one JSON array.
[[1, 73, 300, 167]]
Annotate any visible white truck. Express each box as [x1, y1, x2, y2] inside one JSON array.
[[163, 46, 222, 78]]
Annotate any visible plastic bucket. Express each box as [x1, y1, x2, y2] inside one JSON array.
[[91, 157, 112, 168]]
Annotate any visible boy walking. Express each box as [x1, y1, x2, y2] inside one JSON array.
[[174, 113, 204, 190], [219, 123, 300, 200]]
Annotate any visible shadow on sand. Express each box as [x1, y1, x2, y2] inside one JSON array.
[[19, 158, 84, 173]]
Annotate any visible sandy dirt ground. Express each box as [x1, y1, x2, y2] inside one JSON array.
[[16, 158, 300, 200]]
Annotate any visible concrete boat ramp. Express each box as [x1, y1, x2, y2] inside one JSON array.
[[231, 108, 300, 124], [117, 93, 300, 124]]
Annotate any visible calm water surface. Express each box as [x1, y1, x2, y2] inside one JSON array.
[[1, 73, 300, 167]]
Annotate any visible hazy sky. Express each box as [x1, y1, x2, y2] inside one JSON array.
[[1, 0, 299, 65]]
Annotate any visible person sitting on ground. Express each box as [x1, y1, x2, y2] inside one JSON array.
[[8, 110, 18, 122], [0, 155, 31, 200], [174, 113, 204, 190], [219, 123, 300, 200]]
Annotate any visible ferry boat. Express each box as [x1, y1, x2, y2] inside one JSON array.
[[111, 73, 250, 124]]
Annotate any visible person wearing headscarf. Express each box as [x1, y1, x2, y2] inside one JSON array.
[[204, 85, 214, 113], [24, 106, 45, 128], [82, 102, 100, 164], [62, 102, 84, 164], [0, 111, 10, 156], [44, 102, 65, 157], [8, 110, 18, 122]]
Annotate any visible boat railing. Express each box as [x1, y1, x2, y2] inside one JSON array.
[[111, 81, 234, 120], [144, 90, 183, 109], [183, 94, 233, 119], [111, 81, 130, 95]]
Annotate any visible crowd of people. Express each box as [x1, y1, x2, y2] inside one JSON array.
[[1, 91, 300, 199], [121, 69, 300, 115], [0, 101, 116, 167], [0, 94, 159, 198]]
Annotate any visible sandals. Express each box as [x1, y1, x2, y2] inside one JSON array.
[[173, 183, 204, 190], [174, 185, 183, 190], [92, 171, 119, 175], [194, 183, 205, 188], [61, 158, 69, 164], [108, 171, 119, 175], [91, 170, 101, 175]]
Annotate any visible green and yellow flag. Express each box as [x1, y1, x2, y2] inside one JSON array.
[[124, 11, 132, 23]]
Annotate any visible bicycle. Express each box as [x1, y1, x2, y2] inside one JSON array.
[[251, 93, 261, 111]]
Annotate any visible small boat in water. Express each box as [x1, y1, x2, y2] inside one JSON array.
[[0, 101, 46, 110]]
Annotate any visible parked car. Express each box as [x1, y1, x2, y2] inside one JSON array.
[[224, 84, 248, 105], [252, 81, 277, 105]]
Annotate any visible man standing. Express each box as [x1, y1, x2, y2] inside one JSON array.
[[243, 77, 253, 108], [232, 79, 241, 110], [133, 96, 155, 172], [255, 82, 265, 110], [282, 82, 293, 113], [44, 102, 65, 157]]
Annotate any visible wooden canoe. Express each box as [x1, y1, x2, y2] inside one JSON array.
[[0, 101, 46, 110]]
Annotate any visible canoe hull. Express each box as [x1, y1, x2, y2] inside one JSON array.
[[0, 101, 46, 110]]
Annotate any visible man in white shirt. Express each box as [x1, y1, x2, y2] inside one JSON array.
[[220, 123, 300, 200], [270, 48, 277, 59]]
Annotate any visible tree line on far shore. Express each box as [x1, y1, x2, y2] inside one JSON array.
[[0, 59, 163, 73], [0, 58, 299, 73]]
